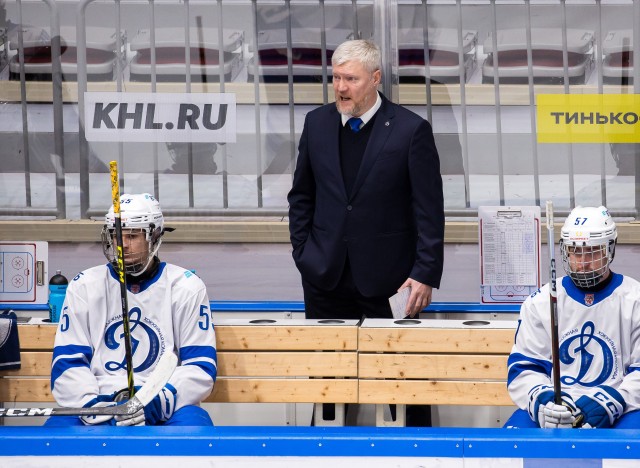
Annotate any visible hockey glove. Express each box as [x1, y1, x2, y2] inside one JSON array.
[[143, 384, 177, 426], [528, 384, 577, 428], [112, 387, 145, 427], [575, 386, 626, 429], [79, 394, 116, 426]]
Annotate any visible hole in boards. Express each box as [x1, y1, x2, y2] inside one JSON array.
[[462, 320, 491, 326], [394, 319, 421, 325]]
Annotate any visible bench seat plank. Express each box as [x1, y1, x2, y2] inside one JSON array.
[[219, 351, 357, 377], [208, 378, 358, 403], [0, 352, 53, 376], [1, 377, 359, 404], [359, 379, 512, 406], [358, 353, 508, 380], [1, 351, 358, 378], [358, 328, 514, 354], [216, 325, 358, 351], [15, 324, 57, 351], [16, 324, 360, 351], [0, 378, 52, 402]]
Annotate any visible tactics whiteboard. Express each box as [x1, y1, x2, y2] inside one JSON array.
[[0, 242, 48, 305], [479, 206, 541, 304]]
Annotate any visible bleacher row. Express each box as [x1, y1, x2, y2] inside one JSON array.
[[0, 317, 517, 426], [1, 24, 635, 85]]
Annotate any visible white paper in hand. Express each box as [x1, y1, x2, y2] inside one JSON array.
[[389, 287, 411, 319]]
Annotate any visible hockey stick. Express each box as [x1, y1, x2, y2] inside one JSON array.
[[546, 200, 563, 405], [110, 160, 135, 397], [0, 352, 177, 417]]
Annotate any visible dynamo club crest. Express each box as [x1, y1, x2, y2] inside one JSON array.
[[559, 321, 615, 387], [104, 307, 163, 373], [584, 293, 594, 306]]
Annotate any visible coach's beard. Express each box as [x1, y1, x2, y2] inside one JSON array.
[[336, 94, 369, 117], [336, 100, 356, 116]]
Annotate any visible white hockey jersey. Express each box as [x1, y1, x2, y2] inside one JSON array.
[[508, 272, 640, 415], [51, 262, 217, 411]]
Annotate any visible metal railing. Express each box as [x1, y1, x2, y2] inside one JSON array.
[[2, 0, 65, 218], [1, 0, 639, 220]]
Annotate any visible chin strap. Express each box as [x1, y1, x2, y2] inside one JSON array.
[[127, 257, 161, 282]]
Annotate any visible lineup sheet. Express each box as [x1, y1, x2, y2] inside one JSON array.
[[479, 206, 541, 304]]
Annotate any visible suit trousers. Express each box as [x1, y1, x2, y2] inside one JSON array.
[[302, 258, 393, 320], [302, 259, 431, 427]]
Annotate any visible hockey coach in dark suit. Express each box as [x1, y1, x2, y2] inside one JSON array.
[[288, 39, 444, 323]]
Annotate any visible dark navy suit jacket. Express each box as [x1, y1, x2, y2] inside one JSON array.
[[288, 94, 444, 297]]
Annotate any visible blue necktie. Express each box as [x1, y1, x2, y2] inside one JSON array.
[[347, 117, 363, 133]]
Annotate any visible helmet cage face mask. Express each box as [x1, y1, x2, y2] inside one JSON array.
[[560, 242, 614, 289], [560, 206, 616, 288], [101, 193, 164, 276], [101, 226, 162, 276]]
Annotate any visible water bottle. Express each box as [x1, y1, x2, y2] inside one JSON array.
[[48, 270, 68, 323]]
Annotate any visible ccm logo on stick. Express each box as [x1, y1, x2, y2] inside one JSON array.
[[0, 408, 53, 416]]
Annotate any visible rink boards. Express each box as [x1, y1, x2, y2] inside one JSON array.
[[0, 426, 639, 467]]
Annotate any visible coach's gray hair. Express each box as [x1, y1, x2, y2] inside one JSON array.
[[331, 39, 381, 74]]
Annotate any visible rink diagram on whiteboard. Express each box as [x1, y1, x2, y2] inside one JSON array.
[[0, 242, 48, 304]]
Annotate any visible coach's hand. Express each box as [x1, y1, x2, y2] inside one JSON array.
[[398, 279, 432, 318]]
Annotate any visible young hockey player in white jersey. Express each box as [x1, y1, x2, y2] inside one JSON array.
[[45, 193, 217, 427], [505, 205, 640, 429]]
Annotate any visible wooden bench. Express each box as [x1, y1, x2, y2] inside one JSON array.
[[0, 323, 54, 404], [358, 318, 516, 425], [0, 317, 516, 426], [0, 319, 359, 422], [207, 318, 358, 405]]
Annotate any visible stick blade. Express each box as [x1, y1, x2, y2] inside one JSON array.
[[132, 352, 178, 407]]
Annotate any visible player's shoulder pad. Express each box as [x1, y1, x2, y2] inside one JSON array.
[[617, 274, 640, 297], [527, 287, 542, 299], [619, 273, 640, 286], [182, 269, 199, 280], [69, 264, 108, 285], [524, 282, 550, 303], [166, 264, 206, 290]]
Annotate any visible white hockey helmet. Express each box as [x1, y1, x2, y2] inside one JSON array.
[[560, 206, 617, 288], [101, 193, 165, 276]]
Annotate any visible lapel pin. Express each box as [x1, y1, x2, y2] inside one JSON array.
[[385, 121, 390, 126]]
